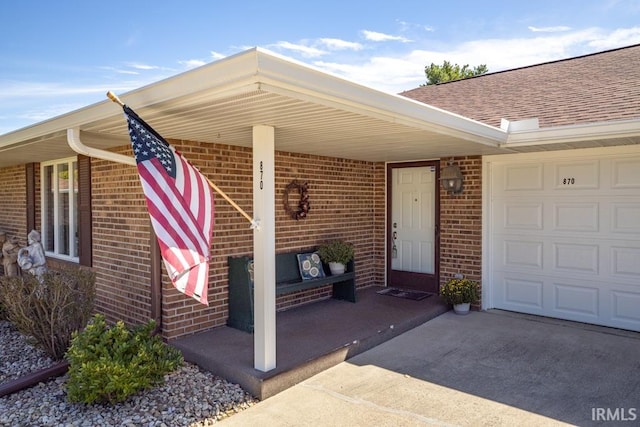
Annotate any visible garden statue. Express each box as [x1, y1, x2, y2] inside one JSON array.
[[18, 229, 47, 280], [2, 233, 21, 277]]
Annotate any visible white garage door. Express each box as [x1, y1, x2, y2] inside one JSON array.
[[485, 146, 640, 332]]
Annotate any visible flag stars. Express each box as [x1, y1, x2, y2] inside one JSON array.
[[126, 113, 177, 178]]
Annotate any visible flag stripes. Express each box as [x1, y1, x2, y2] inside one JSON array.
[[124, 106, 214, 305]]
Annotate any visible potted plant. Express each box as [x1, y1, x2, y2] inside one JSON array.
[[317, 240, 354, 275], [439, 278, 480, 315]]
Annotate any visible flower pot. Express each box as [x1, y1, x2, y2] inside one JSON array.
[[453, 302, 470, 315], [328, 262, 346, 275]]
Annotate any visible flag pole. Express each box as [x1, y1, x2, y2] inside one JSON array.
[[106, 91, 259, 229]]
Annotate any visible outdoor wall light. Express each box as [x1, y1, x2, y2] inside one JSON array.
[[440, 162, 463, 194]]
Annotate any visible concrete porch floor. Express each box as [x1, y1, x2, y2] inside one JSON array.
[[171, 286, 449, 400]]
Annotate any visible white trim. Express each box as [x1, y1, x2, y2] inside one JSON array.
[[481, 156, 493, 311], [69, 159, 77, 258], [503, 118, 640, 147], [40, 157, 80, 262]]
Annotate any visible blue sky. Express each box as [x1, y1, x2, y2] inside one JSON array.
[[2, 0, 640, 135]]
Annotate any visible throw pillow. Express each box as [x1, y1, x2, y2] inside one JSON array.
[[296, 252, 325, 280]]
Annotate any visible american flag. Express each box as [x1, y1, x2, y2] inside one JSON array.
[[124, 106, 214, 305]]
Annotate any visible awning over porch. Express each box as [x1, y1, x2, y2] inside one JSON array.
[[0, 47, 514, 169]]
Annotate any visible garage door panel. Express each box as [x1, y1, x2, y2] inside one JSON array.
[[611, 158, 640, 188], [489, 148, 640, 332], [611, 290, 640, 327], [504, 203, 543, 230], [553, 160, 600, 190], [554, 283, 599, 317], [504, 164, 544, 191], [501, 275, 544, 309], [553, 203, 599, 232], [553, 243, 599, 274], [610, 246, 640, 278], [504, 240, 543, 269], [611, 203, 640, 233]]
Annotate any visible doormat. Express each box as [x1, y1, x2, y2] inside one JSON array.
[[376, 287, 433, 301]]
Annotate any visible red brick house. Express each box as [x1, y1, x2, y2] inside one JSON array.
[[0, 45, 638, 369]]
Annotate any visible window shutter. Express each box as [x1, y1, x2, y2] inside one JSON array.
[[25, 163, 36, 232], [77, 155, 92, 266]]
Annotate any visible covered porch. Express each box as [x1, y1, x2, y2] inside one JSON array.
[[3, 47, 608, 386], [171, 286, 449, 400], [0, 47, 508, 376]]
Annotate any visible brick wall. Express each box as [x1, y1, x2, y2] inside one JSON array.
[[1, 146, 482, 338], [89, 140, 386, 339], [439, 156, 482, 301], [90, 146, 153, 326], [0, 165, 28, 241]]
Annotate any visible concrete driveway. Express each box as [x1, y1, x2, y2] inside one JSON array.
[[220, 310, 640, 426]]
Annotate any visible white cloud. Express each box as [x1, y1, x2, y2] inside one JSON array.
[[361, 30, 411, 43], [210, 51, 226, 60], [17, 103, 84, 122], [271, 41, 327, 57], [310, 26, 640, 94], [528, 25, 572, 33], [587, 26, 640, 49], [314, 56, 425, 94], [397, 20, 435, 33], [99, 66, 139, 75], [318, 38, 363, 51], [0, 82, 114, 100], [126, 63, 160, 71], [179, 59, 207, 68]]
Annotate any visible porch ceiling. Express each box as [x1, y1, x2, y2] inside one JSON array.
[[1, 47, 638, 168]]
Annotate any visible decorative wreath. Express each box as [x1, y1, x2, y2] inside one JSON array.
[[283, 180, 310, 220]]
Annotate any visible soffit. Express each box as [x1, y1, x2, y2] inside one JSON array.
[[0, 89, 510, 168]]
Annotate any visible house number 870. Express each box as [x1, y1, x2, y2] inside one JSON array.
[[259, 161, 263, 190], [562, 177, 575, 185]]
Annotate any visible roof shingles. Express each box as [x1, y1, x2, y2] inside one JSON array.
[[401, 44, 640, 129]]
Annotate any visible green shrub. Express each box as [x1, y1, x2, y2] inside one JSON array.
[[0, 266, 95, 360], [65, 314, 183, 404]]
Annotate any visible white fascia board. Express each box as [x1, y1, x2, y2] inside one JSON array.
[[253, 49, 507, 147], [504, 118, 640, 147]]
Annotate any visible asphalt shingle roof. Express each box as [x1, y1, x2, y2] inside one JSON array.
[[400, 44, 640, 129]]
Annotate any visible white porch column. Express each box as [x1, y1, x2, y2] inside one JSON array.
[[252, 125, 276, 372]]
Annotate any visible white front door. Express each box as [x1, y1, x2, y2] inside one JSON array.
[[485, 146, 640, 332], [388, 162, 439, 292]]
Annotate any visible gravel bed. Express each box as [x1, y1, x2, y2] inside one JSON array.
[[0, 320, 257, 426]]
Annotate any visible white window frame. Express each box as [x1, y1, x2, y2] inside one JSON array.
[[41, 157, 79, 262]]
